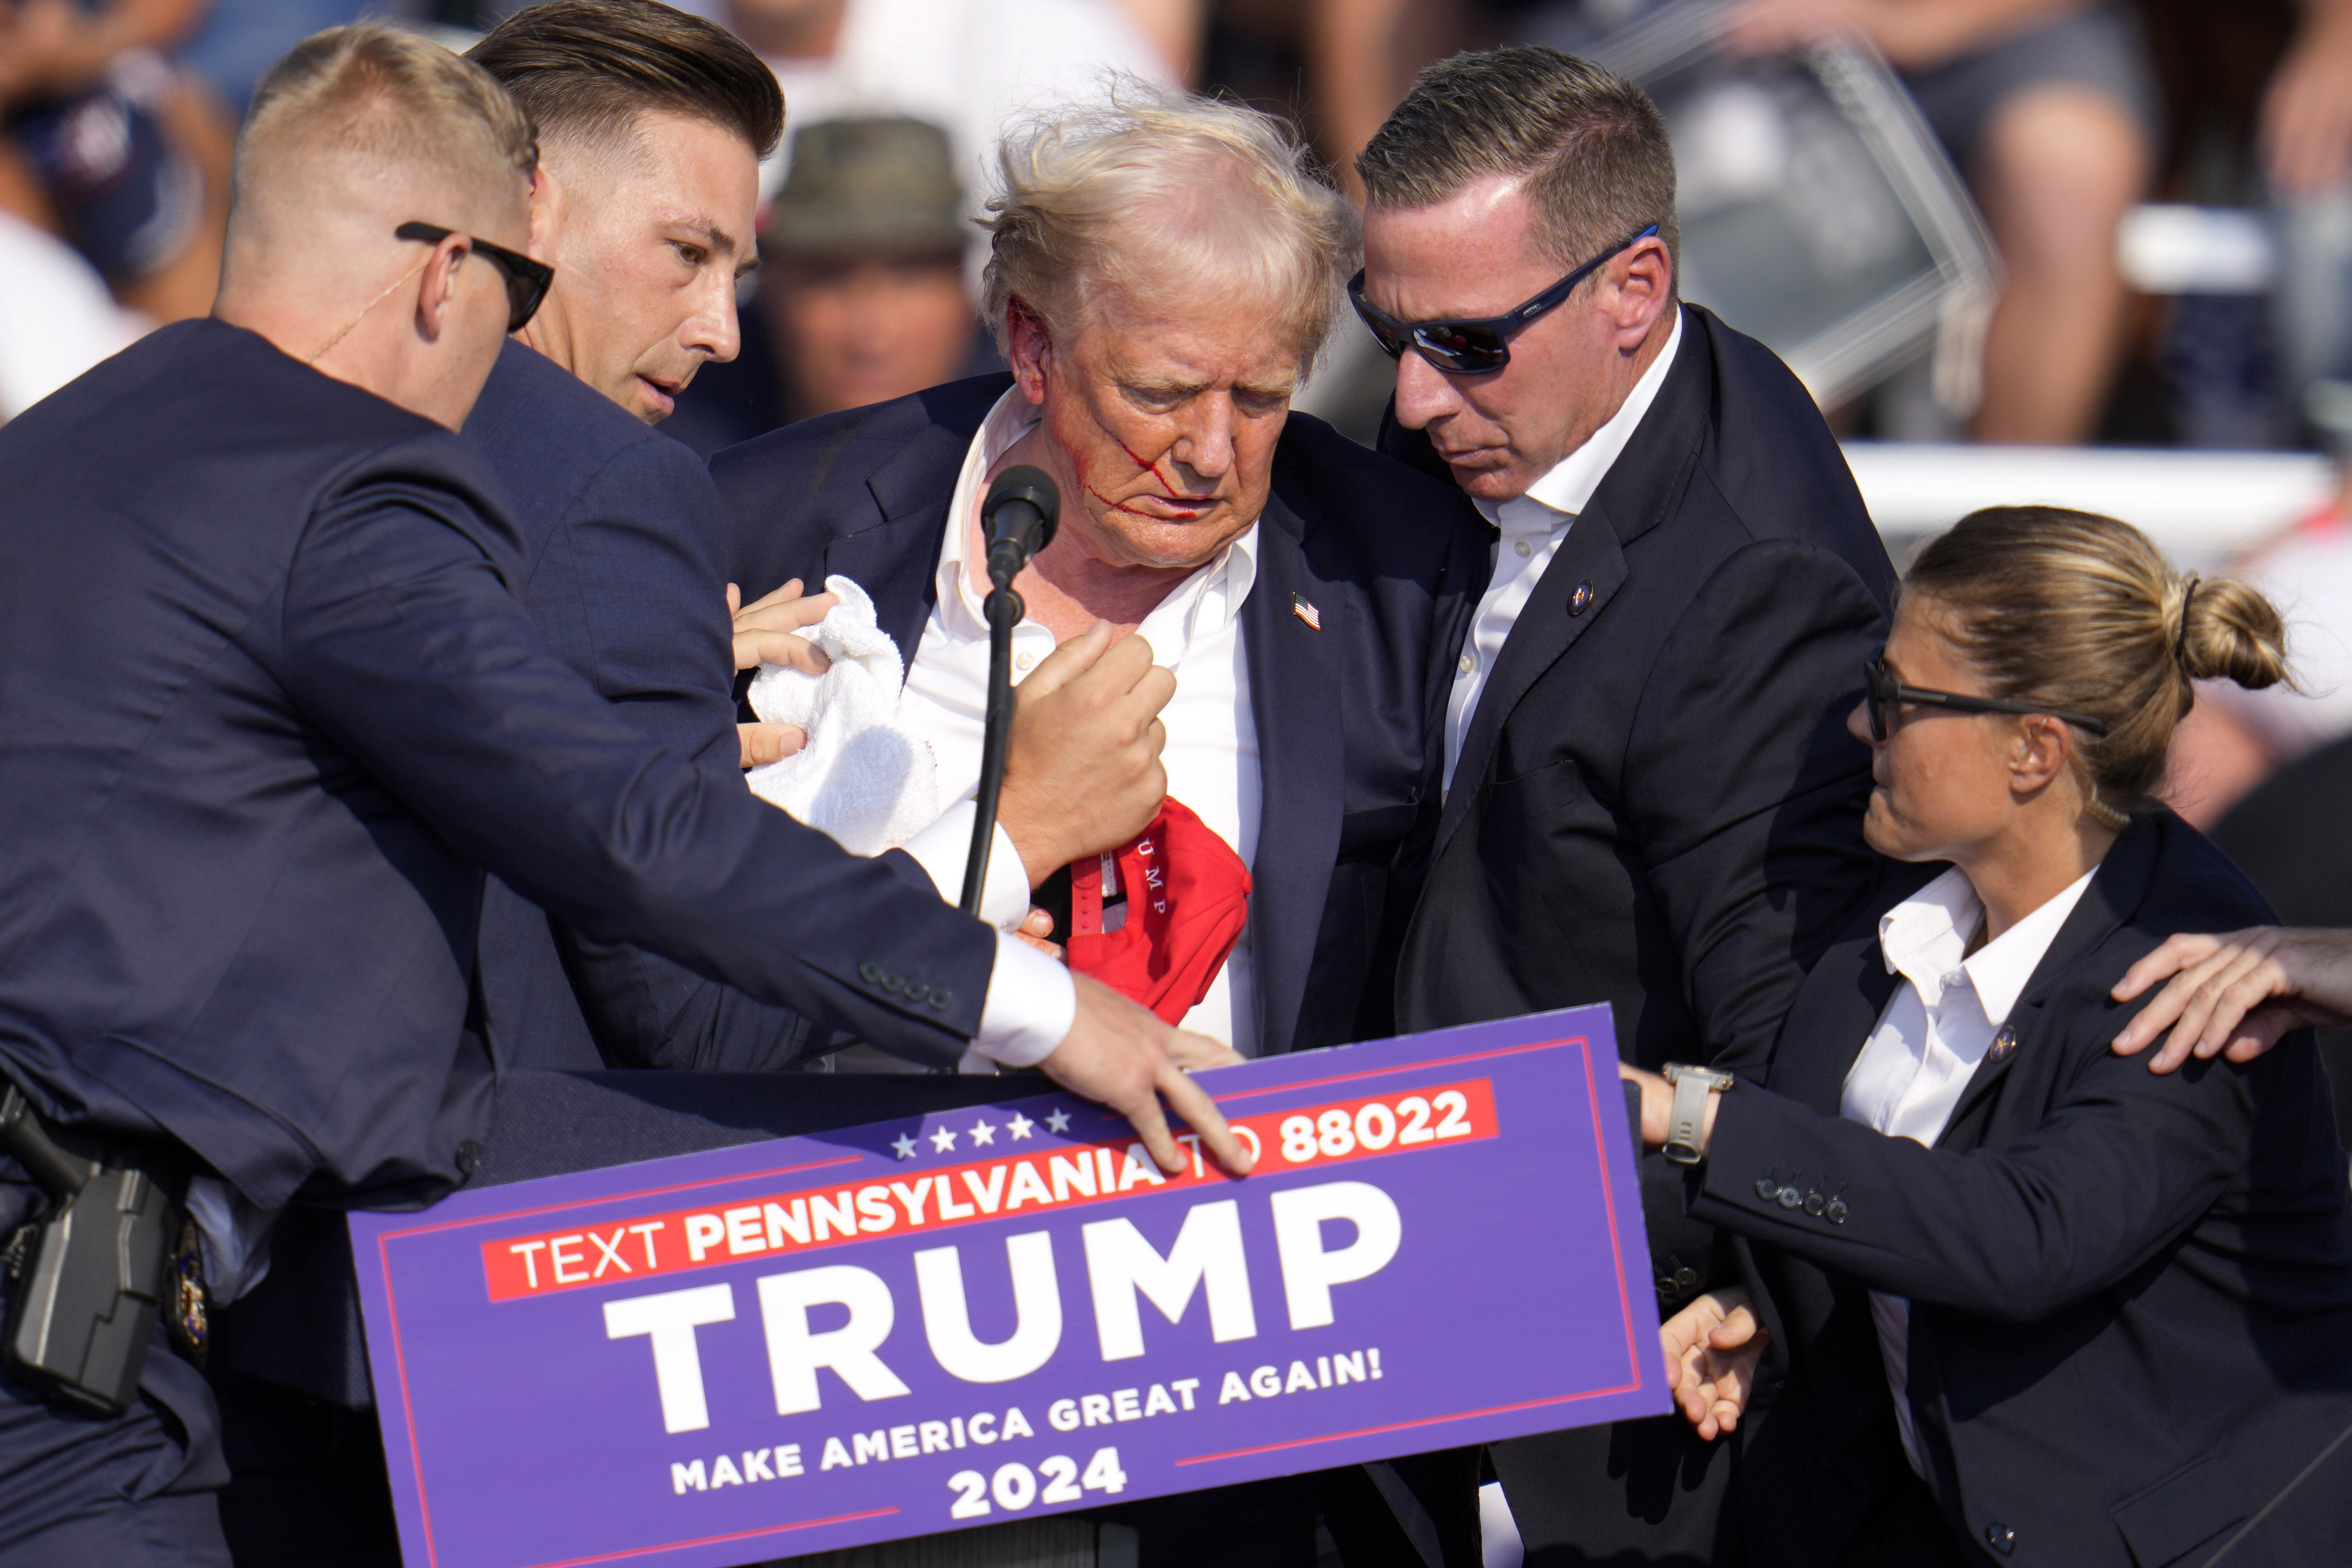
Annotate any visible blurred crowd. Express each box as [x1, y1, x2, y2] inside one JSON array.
[[5, 0, 2351, 822]]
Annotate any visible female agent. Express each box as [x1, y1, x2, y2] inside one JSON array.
[[1629, 505, 2352, 1567]]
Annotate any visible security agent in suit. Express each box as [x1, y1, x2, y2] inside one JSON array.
[[1627, 509, 2352, 1567], [714, 84, 1486, 1563], [461, 1, 1177, 1076], [1353, 46, 1896, 1564], [0, 29, 1245, 1566]]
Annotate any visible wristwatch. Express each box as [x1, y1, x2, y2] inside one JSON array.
[[1659, 1063, 1733, 1165]]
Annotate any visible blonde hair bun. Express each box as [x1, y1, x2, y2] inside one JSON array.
[[2175, 574, 2290, 691]]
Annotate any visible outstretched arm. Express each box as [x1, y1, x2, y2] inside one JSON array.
[[2110, 928, 2352, 1072]]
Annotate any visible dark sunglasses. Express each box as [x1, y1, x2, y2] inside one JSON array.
[[1863, 655, 2109, 745], [1347, 223, 1660, 374], [395, 221, 554, 333]]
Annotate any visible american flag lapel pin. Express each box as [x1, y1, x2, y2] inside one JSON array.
[[1291, 591, 1322, 630]]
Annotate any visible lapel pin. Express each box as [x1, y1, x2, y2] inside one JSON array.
[[1291, 592, 1322, 630], [1989, 1024, 2017, 1063], [1570, 580, 1595, 616]]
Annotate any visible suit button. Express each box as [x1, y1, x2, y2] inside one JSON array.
[[1804, 1190, 1826, 1216], [1827, 1198, 1850, 1224], [929, 989, 953, 1010], [859, 961, 883, 983], [455, 1140, 482, 1178], [1984, 1523, 2015, 1555], [1755, 1177, 1782, 1201], [905, 981, 931, 1003], [1570, 580, 1594, 616], [1673, 1267, 1697, 1291], [1776, 1186, 1803, 1209]]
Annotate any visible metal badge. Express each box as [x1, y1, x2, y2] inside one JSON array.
[[1988, 1025, 2017, 1063], [170, 1215, 207, 1365]]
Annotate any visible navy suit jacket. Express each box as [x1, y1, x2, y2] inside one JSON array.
[[1706, 816, 2352, 1568], [1384, 304, 1897, 1306], [0, 320, 993, 1212], [712, 375, 1488, 1055], [464, 341, 809, 1073]]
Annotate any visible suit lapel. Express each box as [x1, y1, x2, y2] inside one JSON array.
[[1937, 818, 2163, 1145], [1432, 307, 1714, 857], [826, 417, 983, 671], [1769, 934, 1903, 1113], [1434, 503, 1628, 854], [1242, 490, 1344, 1055]]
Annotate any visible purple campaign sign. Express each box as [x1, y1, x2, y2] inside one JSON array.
[[350, 1005, 1661, 1568]]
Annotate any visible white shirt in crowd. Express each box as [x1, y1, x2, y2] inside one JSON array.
[[740, 0, 1172, 245], [895, 388, 1264, 1058], [1840, 864, 2100, 1476], [0, 210, 142, 422], [1443, 308, 1683, 791]]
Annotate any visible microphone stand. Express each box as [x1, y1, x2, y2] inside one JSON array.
[[960, 549, 1026, 916], [959, 467, 1059, 918]]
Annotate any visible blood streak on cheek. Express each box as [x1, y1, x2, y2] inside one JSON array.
[[1114, 436, 1180, 495], [1070, 448, 1155, 517]]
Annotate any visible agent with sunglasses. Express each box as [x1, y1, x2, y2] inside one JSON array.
[[1623, 505, 2352, 1566], [1350, 45, 1897, 1564], [0, 29, 1249, 1565]]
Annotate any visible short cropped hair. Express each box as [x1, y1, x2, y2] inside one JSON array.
[[237, 24, 537, 216], [1357, 46, 1678, 291], [982, 80, 1357, 372], [468, 0, 783, 161]]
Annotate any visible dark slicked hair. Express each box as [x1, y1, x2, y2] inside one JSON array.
[[468, 0, 783, 160], [1357, 45, 1677, 292]]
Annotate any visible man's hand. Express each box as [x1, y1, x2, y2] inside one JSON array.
[[729, 580, 831, 770], [1038, 973, 1252, 1176], [2111, 927, 2352, 1073], [730, 579, 835, 675], [1661, 1288, 1768, 1441], [998, 624, 1174, 888], [1014, 907, 1065, 961]]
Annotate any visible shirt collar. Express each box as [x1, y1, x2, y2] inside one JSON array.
[[938, 387, 1260, 663], [1879, 863, 2100, 1025], [1475, 306, 1683, 534]]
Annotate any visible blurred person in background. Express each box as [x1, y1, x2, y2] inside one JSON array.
[[0, 203, 139, 419], [718, 0, 1176, 214], [0, 0, 233, 321], [1729, 0, 2157, 445], [664, 114, 990, 454]]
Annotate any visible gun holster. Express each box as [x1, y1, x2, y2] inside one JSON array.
[[0, 1084, 197, 1415]]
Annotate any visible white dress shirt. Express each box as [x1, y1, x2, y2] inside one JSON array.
[[1840, 863, 2099, 1475], [896, 389, 1265, 1057], [1444, 308, 1683, 791]]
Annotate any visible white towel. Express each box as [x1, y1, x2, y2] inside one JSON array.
[[746, 575, 939, 854]]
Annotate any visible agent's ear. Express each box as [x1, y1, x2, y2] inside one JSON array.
[[526, 164, 562, 258], [1006, 296, 1053, 406], [2008, 713, 2073, 796], [414, 234, 471, 344], [1606, 237, 1673, 346]]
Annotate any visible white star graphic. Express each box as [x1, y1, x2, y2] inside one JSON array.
[[1046, 1108, 1072, 1134], [968, 1119, 997, 1146], [892, 1134, 919, 1160], [930, 1126, 958, 1153], [1007, 1113, 1035, 1141]]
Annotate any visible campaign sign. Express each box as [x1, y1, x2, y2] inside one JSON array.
[[350, 1005, 1661, 1568]]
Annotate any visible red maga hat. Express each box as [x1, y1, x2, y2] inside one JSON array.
[[1066, 797, 1251, 1027]]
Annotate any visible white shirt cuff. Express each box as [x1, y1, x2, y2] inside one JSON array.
[[970, 931, 1077, 1069], [900, 802, 1033, 931]]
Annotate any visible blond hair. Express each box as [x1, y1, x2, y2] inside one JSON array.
[[234, 24, 537, 227], [981, 79, 1357, 372], [1906, 506, 2292, 815]]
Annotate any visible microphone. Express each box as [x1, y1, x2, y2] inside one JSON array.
[[959, 466, 1060, 926], [982, 466, 1060, 590]]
